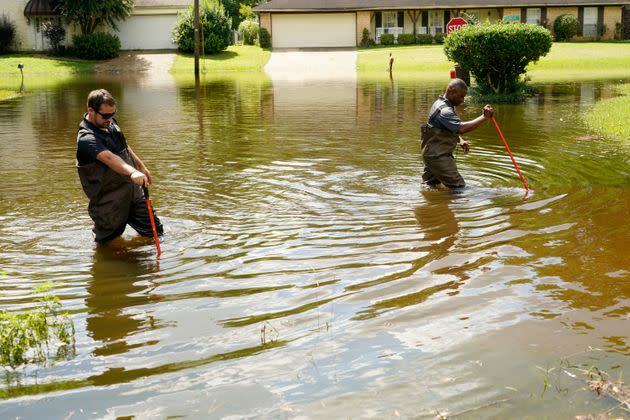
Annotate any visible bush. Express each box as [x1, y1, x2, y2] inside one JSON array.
[[41, 21, 66, 53], [433, 33, 445, 44], [360, 28, 375, 47], [416, 34, 433, 44], [238, 19, 258, 45], [172, 2, 231, 54], [554, 14, 580, 41], [443, 23, 552, 96], [0, 14, 16, 54], [396, 33, 415, 45], [259, 27, 271, 48], [380, 33, 395, 45], [72, 32, 120, 59]]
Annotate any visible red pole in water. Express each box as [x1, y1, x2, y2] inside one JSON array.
[[142, 187, 162, 256], [490, 116, 529, 191]]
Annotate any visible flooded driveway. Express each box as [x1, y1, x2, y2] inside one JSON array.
[[0, 67, 629, 418], [264, 49, 357, 81]]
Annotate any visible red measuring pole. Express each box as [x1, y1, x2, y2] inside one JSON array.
[[143, 187, 162, 257], [490, 116, 529, 191]]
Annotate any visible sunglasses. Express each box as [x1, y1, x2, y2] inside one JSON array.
[[96, 110, 116, 119]]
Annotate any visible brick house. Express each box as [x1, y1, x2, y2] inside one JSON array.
[[253, 0, 630, 48]]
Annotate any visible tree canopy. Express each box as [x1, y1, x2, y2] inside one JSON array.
[[57, 0, 133, 35]]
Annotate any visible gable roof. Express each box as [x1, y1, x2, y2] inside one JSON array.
[[254, 0, 627, 12]]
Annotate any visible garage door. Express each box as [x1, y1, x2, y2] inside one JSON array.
[[272, 13, 356, 48], [117, 15, 178, 50]]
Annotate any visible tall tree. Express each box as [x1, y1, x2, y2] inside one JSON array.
[[58, 0, 134, 35]]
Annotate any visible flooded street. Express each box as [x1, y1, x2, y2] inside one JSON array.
[[0, 70, 629, 418]]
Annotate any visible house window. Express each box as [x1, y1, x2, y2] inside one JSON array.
[[428, 11, 444, 35], [382, 11, 398, 28], [526, 8, 541, 25], [583, 7, 598, 36]]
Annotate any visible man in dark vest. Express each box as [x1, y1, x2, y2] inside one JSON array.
[[421, 78, 493, 190], [76, 89, 164, 243]]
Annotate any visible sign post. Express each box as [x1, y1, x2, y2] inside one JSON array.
[[446, 17, 468, 34]]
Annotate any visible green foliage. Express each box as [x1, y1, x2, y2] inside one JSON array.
[[360, 28, 375, 48], [0, 283, 75, 370], [554, 14, 580, 41], [380, 33, 395, 45], [0, 14, 16, 54], [433, 33, 445, 44], [396, 33, 415, 45], [416, 34, 433, 45], [239, 4, 255, 22], [238, 19, 259, 46], [72, 32, 120, 59], [172, 0, 231, 54], [58, 0, 133, 35], [41, 21, 66, 53], [443, 23, 552, 95], [220, 0, 239, 29], [259, 27, 271, 49]]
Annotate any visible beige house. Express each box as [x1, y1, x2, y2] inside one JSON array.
[[253, 0, 630, 49], [1, 0, 191, 52]]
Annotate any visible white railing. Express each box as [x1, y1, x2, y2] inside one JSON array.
[[375, 27, 404, 43]]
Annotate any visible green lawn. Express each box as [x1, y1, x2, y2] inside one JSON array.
[[0, 54, 94, 94], [357, 42, 630, 83], [0, 90, 20, 101], [170, 45, 271, 73], [583, 83, 630, 142]]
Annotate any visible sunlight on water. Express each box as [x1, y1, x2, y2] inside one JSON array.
[[0, 73, 629, 418]]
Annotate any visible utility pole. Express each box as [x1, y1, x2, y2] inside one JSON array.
[[194, 0, 200, 75]]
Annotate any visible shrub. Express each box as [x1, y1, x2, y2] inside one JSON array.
[[259, 27, 271, 48], [433, 33, 445, 44], [396, 33, 415, 45], [553, 14, 580, 41], [443, 23, 552, 96], [0, 14, 16, 54], [360, 28, 374, 47], [72, 32, 120, 59], [41, 21, 67, 53], [416, 34, 433, 44], [238, 19, 258, 45], [172, 2, 231, 54], [380, 33, 395, 45]]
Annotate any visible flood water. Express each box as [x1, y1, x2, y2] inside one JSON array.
[[0, 70, 629, 418]]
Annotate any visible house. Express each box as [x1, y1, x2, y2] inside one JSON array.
[[253, 0, 630, 49], [2, 0, 192, 52]]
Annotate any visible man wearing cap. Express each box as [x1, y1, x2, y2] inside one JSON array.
[[76, 89, 164, 243], [421, 78, 493, 189]]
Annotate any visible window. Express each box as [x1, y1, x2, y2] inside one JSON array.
[[382, 11, 397, 28], [526, 8, 541, 25], [428, 11, 444, 35], [583, 7, 598, 36]]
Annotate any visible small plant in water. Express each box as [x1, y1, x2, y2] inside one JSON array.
[[0, 282, 75, 370], [260, 321, 278, 345]]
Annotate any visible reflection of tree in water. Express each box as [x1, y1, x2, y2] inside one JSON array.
[[87, 244, 162, 357]]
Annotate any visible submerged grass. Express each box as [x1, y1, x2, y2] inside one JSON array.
[[0, 90, 20, 101], [583, 83, 630, 142], [170, 45, 271, 74]]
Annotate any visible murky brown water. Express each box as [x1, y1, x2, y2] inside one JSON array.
[[0, 72, 629, 418]]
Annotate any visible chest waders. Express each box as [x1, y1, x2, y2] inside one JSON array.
[[77, 148, 144, 242], [420, 104, 466, 189]]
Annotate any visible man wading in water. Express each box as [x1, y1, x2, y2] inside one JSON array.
[[421, 78, 494, 190], [76, 89, 164, 243]]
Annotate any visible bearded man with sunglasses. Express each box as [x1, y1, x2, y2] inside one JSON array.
[[76, 89, 164, 243]]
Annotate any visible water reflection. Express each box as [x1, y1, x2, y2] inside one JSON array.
[[87, 241, 162, 357]]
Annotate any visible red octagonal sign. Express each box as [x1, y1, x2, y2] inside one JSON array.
[[446, 17, 468, 34]]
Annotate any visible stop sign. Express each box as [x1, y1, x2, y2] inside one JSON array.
[[446, 17, 468, 34]]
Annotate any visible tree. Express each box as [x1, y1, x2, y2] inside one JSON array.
[[58, 0, 133, 35], [443, 23, 552, 96], [172, 0, 231, 54]]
